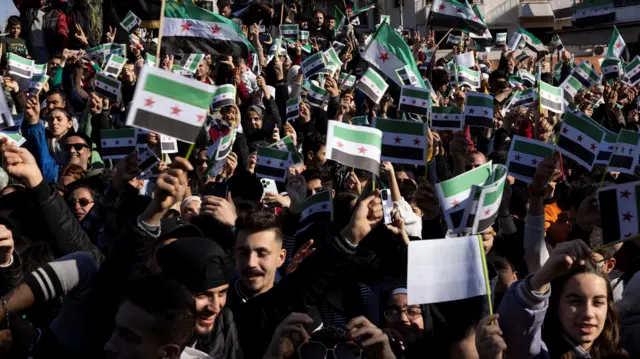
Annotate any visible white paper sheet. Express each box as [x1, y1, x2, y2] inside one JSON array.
[[454, 52, 475, 68], [407, 236, 487, 305]]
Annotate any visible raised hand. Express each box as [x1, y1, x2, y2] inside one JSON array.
[[347, 316, 396, 359], [74, 24, 89, 48], [341, 190, 383, 245], [283, 122, 297, 145], [263, 313, 312, 359], [0, 140, 43, 188], [286, 172, 307, 214], [0, 225, 15, 266], [200, 192, 237, 228], [414, 179, 440, 220], [475, 314, 506, 359], [247, 151, 257, 175], [531, 240, 592, 293], [105, 26, 117, 43], [140, 157, 193, 225], [25, 95, 40, 125], [111, 151, 140, 191]]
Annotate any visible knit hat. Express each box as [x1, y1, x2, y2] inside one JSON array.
[[156, 237, 234, 294]]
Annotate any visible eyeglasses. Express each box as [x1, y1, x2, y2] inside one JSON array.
[[383, 307, 422, 320], [67, 198, 94, 207], [64, 143, 89, 152], [298, 341, 361, 359]]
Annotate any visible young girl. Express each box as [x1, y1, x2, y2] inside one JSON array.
[[499, 239, 628, 358]]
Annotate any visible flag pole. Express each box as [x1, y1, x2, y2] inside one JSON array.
[[155, 0, 166, 67], [435, 28, 453, 48], [185, 143, 196, 160], [478, 234, 493, 315]]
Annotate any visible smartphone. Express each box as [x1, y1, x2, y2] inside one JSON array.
[[380, 189, 393, 224], [203, 182, 229, 198], [259, 25, 266, 33], [259, 33, 271, 42]]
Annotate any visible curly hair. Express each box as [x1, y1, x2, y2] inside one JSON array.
[[543, 260, 627, 359]]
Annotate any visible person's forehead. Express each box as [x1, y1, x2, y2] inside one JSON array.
[[236, 229, 278, 247], [307, 178, 322, 187], [48, 93, 63, 101], [66, 136, 87, 145], [116, 301, 155, 336], [70, 187, 92, 198]]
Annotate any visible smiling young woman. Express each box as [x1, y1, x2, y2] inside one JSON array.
[[498, 240, 629, 359]]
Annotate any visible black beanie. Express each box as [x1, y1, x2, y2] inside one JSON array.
[[156, 237, 234, 294]]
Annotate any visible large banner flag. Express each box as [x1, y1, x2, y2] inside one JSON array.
[[607, 26, 627, 59], [256, 146, 289, 182], [467, 5, 491, 41], [100, 128, 137, 159], [357, 67, 389, 104], [326, 120, 382, 175], [436, 161, 492, 233], [297, 191, 333, 235], [538, 81, 564, 114], [399, 86, 430, 116], [506, 136, 554, 184], [428, 0, 486, 36], [120, 10, 142, 33], [407, 235, 488, 305], [162, 0, 256, 59], [556, 112, 604, 171], [126, 65, 216, 143], [573, 0, 615, 26], [518, 27, 546, 53], [598, 181, 640, 246], [361, 22, 426, 89], [464, 92, 493, 129], [608, 129, 640, 174], [431, 107, 463, 131], [372, 117, 427, 166]]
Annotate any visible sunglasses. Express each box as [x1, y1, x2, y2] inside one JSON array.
[[64, 143, 89, 152], [298, 341, 361, 359], [67, 198, 94, 207]]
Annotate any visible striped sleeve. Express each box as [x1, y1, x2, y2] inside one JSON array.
[[23, 252, 98, 303]]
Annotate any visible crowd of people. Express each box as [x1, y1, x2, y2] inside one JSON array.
[[0, 0, 639, 358]]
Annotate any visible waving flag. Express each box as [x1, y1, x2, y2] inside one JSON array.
[[357, 67, 389, 104], [464, 92, 493, 128], [468, 165, 508, 234], [271, 135, 303, 165], [538, 81, 564, 114], [436, 161, 492, 233], [126, 65, 215, 143], [457, 65, 481, 89], [556, 112, 604, 171], [506, 136, 554, 184], [431, 107, 463, 131], [598, 181, 640, 246], [608, 129, 640, 174], [162, 0, 256, 58], [256, 147, 289, 182], [624, 56, 640, 86], [339, 73, 356, 88], [87, 44, 105, 64], [361, 22, 426, 89], [103, 54, 126, 78], [307, 81, 328, 108], [601, 57, 622, 81], [326, 120, 382, 175], [301, 52, 327, 79], [7, 53, 33, 80], [145, 53, 158, 67], [573, 0, 615, 26], [95, 72, 121, 102], [504, 88, 535, 111], [286, 98, 300, 122], [179, 53, 205, 73], [551, 34, 564, 51], [297, 191, 333, 235], [279, 24, 299, 40], [518, 27, 546, 53], [429, 0, 486, 36], [396, 65, 419, 86], [399, 86, 430, 116], [573, 62, 601, 90], [120, 10, 141, 33], [447, 34, 462, 45], [606, 26, 627, 60], [100, 128, 137, 159], [211, 84, 236, 109], [496, 33, 507, 45], [372, 117, 427, 166], [0, 127, 25, 146]]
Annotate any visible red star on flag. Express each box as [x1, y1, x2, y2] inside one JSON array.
[[630, 149, 634, 154], [621, 190, 632, 199], [590, 143, 597, 150], [483, 110, 489, 116], [531, 158, 538, 165], [615, 42, 622, 49], [394, 137, 402, 144], [621, 147, 626, 153], [378, 52, 390, 63], [266, 159, 272, 165], [484, 209, 491, 216], [613, 66, 618, 71], [402, 98, 406, 102], [413, 138, 421, 146], [171, 105, 182, 116], [211, 24, 221, 34], [337, 141, 345, 149], [103, 141, 107, 146], [196, 114, 206, 123], [144, 97, 155, 107], [308, 208, 313, 213], [514, 154, 521, 161], [128, 140, 133, 144], [456, 8, 462, 14], [279, 162, 285, 167], [444, 115, 448, 119], [468, 108, 475, 114], [322, 204, 328, 209], [422, 101, 427, 106], [412, 100, 416, 104], [115, 140, 120, 145], [576, 134, 583, 142], [623, 211, 634, 221], [439, 3, 445, 10], [181, 22, 192, 32], [474, 15, 479, 20], [358, 146, 367, 154], [561, 127, 569, 134], [609, 145, 615, 150], [451, 199, 460, 208]]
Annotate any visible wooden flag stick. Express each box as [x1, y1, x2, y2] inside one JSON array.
[[478, 234, 494, 315], [435, 28, 453, 48], [155, 0, 166, 67]]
